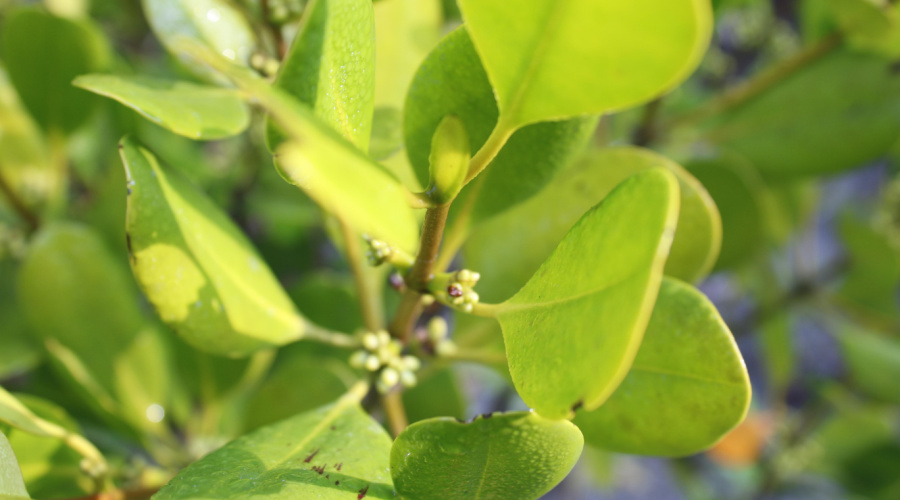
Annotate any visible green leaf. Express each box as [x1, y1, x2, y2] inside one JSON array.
[[267, 0, 375, 151], [466, 147, 719, 303], [73, 74, 250, 140], [456, 0, 713, 127], [835, 323, 900, 404], [0, 8, 110, 134], [405, 27, 596, 224], [838, 214, 900, 321], [573, 278, 751, 456], [402, 368, 466, 424], [828, 0, 900, 56], [0, 432, 29, 499], [709, 49, 900, 178], [141, 0, 257, 80], [15, 223, 174, 433], [0, 264, 40, 380], [176, 42, 421, 253], [496, 169, 680, 419], [154, 391, 396, 500], [120, 137, 305, 357], [390, 412, 583, 500], [0, 386, 104, 473]]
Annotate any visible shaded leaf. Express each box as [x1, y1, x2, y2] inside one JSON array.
[[496, 169, 680, 419], [835, 323, 900, 404], [390, 412, 582, 500], [709, 49, 900, 178], [573, 278, 751, 457], [1, 8, 110, 133], [74, 74, 250, 140], [457, 0, 713, 127], [404, 28, 596, 224], [402, 368, 466, 424], [155, 392, 396, 500], [838, 214, 900, 321], [267, 0, 375, 151], [120, 137, 305, 356]]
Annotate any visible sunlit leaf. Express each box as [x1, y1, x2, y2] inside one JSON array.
[[391, 412, 582, 500], [495, 169, 680, 419], [573, 278, 751, 457], [466, 147, 718, 303], [74, 74, 250, 140], [267, 0, 375, 151], [0, 432, 29, 499], [155, 392, 396, 500], [141, 0, 257, 81], [120, 137, 305, 357], [457, 0, 713, 127], [405, 27, 596, 224], [1, 8, 110, 134]]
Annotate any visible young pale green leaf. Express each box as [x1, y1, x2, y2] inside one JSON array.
[[835, 323, 900, 404], [267, 0, 375, 151], [828, 0, 900, 55], [466, 147, 720, 303], [573, 278, 751, 457], [496, 169, 680, 419], [120, 137, 305, 357], [73, 74, 250, 140], [456, 0, 713, 127], [0, 432, 29, 499], [176, 41, 421, 254], [391, 412, 583, 500], [709, 49, 900, 178], [154, 391, 396, 500], [426, 115, 470, 204], [1, 8, 110, 134], [405, 27, 596, 224], [141, 0, 257, 81]]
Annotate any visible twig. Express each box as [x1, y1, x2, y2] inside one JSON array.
[[0, 168, 39, 233], [381, 392, 408, 438], [338, 219, 383, 331]]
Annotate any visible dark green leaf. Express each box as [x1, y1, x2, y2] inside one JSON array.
[[835, 323, 900, 404], [155, 392, 396, 500], [402, 368, 466, 424], [573, 278, 751, 457], [73, 75, 250, 140], [404, 28, 596, 224], [495, 169, 680, 419], [1, 8, 110, 133], [709, 49, 900, 178], [267, 0, 375, 151], [457, 0, 713, 127], [120, 137, 305, 356], [838, 214, 900, 321]]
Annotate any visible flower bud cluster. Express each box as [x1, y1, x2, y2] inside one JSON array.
[[349, 330, 420, 394], [445, 269, 481, 313], [363, 235, 394, 266], [426, 317, 457, 357]]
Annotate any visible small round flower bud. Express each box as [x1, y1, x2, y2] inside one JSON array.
[[400, 370, 418, 388], [362, 332, 379, 351], [427, 317, 448, 343], [365, 354, 382, 372], [349, 351, 367, 369], [420, 294, 436, 306], [435, 340, 458, 357], [376, 330, 391, 346], [380, 367, 400, 388], [401, 355, 421, 372]]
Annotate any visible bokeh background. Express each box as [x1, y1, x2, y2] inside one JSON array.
[[1, 0, 899, 499]]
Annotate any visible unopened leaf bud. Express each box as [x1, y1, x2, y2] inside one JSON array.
[[425, 115, 470, 205]]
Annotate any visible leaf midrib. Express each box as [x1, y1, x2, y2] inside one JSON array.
[[630, 363, 745, 388]]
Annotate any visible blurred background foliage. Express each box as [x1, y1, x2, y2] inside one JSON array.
[[0, 0, 898, 499]]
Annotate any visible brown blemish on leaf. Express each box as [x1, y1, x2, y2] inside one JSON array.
[[335, 481, 340, 486], [304, 449, 320, 463], [335, 463, 343, 471], [357, 485, 369, 499], [312, 464, 326, 475], [571, 400, 584, 412], [125, 233, 133, 254]]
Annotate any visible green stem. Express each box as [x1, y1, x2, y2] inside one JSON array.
[[338, 218, 383, 331], [304, 323, 363, 348], [381, 392, 408, 438], [433, 176, 485, 272], [666, 34, 842, 130], [464, 121, 515, 185], [0, 167, 39, 233]]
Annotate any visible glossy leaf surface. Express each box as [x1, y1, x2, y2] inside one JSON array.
[[457, 0, 713, 127], [497, 169, 680, 419], [267, 0, 375, 151], [141, 0, 257, 79], [467, 147, 719, 303], [1, 8, 109, 133], [74, 75, 250, 140], [573, 278, 751, 456], [391, 412, 583, 500], [179, 45, 421, 253], [405, 28, 596, 223], [155, 396, 396, 500], [0, 432, 28, 499], [120, 137, 304, 356], [709, 49, 900, 178]]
